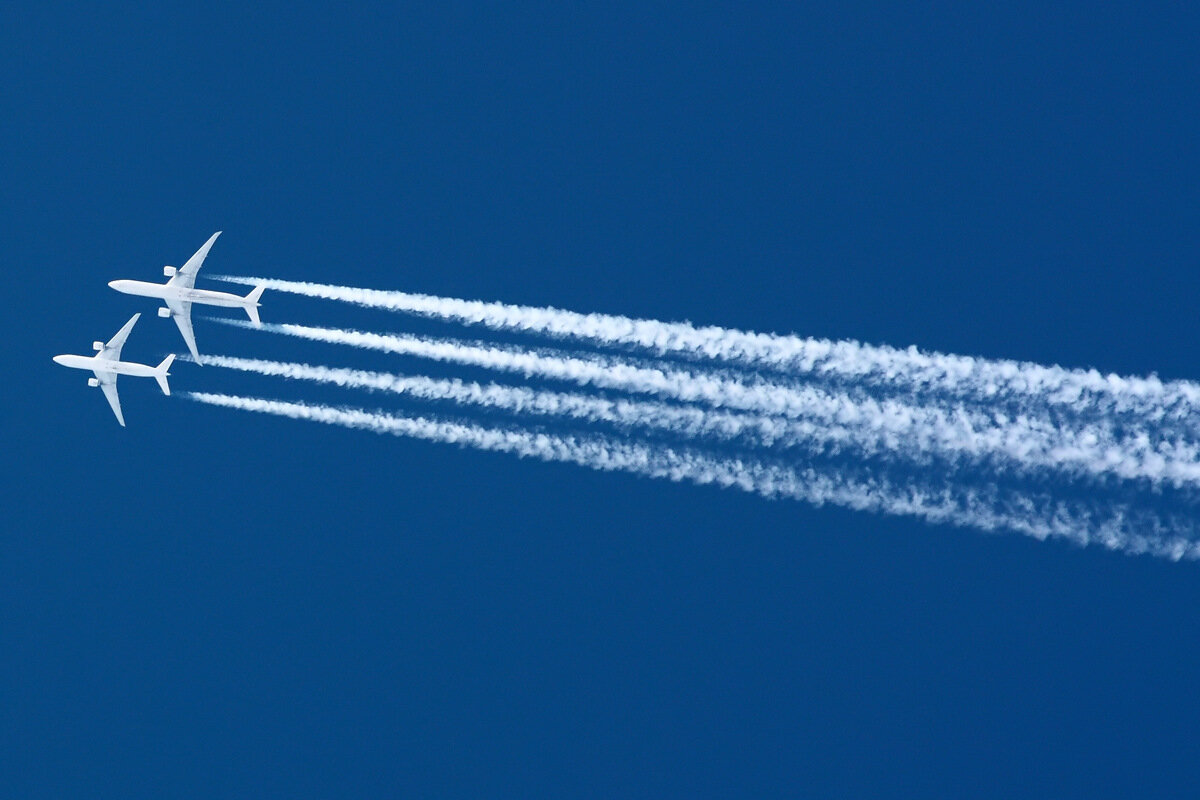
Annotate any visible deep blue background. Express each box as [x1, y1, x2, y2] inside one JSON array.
[[3, 3, 1200, 797]]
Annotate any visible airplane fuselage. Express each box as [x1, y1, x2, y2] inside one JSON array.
[[52, 353, 159, 377], [108, 280, 249, 309]]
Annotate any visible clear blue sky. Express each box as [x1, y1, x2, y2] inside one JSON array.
[[4, 3, 1200, 797]]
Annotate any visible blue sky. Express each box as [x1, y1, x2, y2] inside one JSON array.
[[4, 2, 1200, 797]]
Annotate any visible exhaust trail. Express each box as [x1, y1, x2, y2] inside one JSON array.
[[211, 325, 1200, 488], [184, 391, 1200, 560], [211, 275, 1200, 424], [192, 353, 862, 455], [200, 353, 1090, 468]]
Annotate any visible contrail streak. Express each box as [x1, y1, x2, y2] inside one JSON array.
[[191, 353, 860, 455], [212, 324, 1200, 488], [211, 275, 1200, 424], [184, 391, 1200, 560]]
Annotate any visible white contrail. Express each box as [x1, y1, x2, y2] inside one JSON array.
[[212, 324, 1200, 488], [211, 275, 1200, 423], [198, 352, 1076, 468], [191, 353, 857, 455], [184, 391, 1200, 560]]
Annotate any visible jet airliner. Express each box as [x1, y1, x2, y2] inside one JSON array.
[[108, 232, 264, 359], [53, 314, 174, 426]]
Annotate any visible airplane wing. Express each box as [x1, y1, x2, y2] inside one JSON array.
[[168, 231, 222, 290], [99, 313, 140, 363], [167, 297, 200, 359], [94, 371, 125, 426]]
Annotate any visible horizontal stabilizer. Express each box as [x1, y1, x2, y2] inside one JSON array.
[[244, 284, 265, 325], [155, 354, 175, 395]]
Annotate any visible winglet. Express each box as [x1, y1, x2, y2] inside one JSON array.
[[154, 354, 175, 395]]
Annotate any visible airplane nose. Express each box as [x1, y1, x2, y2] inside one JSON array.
[[107, 280, 119, 289], [52, 355, 66, 365]]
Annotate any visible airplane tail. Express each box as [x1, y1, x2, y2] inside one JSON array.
[[243, 284, 266, 325], [154, 354, 175, 396]]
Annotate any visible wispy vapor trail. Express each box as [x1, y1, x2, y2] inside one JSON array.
[[211, 275, 1200, 423], [184, 391, 1200, 559], [213, 324, 1200, 488], [192, 353, 856, 454]]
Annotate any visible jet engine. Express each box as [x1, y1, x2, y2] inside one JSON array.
[[158, 307, 172, 318], [163, 266, 177, 277], [92, 341, 104, 351], [87, 378, 99, 387]]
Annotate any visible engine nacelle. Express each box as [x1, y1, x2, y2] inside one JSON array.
[[158, 307, 172, 318], [87, 378, 99, 387], [93, 341, 104, 351], [163, 265, 177, 277]]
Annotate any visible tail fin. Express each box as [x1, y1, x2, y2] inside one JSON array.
[[155, 354, 175, 395], [243, 284, 266, 325]]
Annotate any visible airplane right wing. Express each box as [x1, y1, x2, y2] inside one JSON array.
[[166, 297, 199, 359], [95, 372, 125, 426], [99, 313, 140, 363], [168, 231, 222, 290]]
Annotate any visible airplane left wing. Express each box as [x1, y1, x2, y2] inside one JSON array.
[[169, 231, 222, 290], [166, 298, 199, 359], [95, 372, 125, 426], [99, 314, 140, 363]]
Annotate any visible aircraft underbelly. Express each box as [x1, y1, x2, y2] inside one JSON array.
[[187, 289, 241, 306], [111, 363, 153, 378]]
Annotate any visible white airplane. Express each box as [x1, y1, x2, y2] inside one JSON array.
[[53, 314, 174, 427], [108, 232, 264, 360]]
